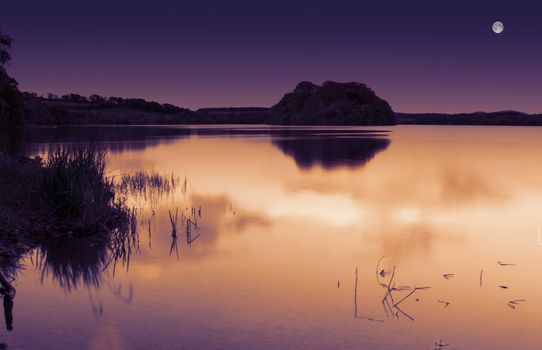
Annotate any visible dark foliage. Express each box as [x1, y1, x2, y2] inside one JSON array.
[[61, 93, 88, 103], [0, 146, 129, 241], [397, 111, 542, 126], [0, 32, 13, 66], [268, 81, 396, 125], [52, 93, 193, 115], [197, 107, 270, 113], [23, 94, 271, 125], [42, 146, 121, 234], [0, 30, 25, 129]]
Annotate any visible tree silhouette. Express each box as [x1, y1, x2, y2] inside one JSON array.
[[89, 94, 106, 104], [0, 30, 25, 129], [0, 32, 14, 66]]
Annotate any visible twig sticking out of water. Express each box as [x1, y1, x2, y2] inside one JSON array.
[[442, 273, 454, 280], [506, 299, 526, 309], [394, 305, 414, 321], [433, 339, 449, 349], [185, 218, 200, 245], [392, 285, 412, 291], [359, 317, 384, 323], [480, 269, 483, 287], [147, 218, 152, 249], [393, 286, 429, 308], [381, 266, 396, 302], [182, 177, 187, 194], [508, 299, 526, 304], [168, 208, 178, 238], [169, 235, 179, 260], [376, 259, 431, 322], [437, 300, 450, 308], [499, 285, 509, 289], [498, 261, 516, 266], [354, 267, 359, 318], [415, 286, 431, 291], [376, 256, 389, 278]]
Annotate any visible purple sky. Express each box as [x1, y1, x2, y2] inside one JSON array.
[[1, 0, 541, 113]]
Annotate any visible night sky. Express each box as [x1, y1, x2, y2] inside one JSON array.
[[1, 0, 541, 113]]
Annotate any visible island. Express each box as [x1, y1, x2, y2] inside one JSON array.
[[268, 81, 396, 125]]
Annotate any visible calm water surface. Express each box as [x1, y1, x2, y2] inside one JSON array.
[[3, 125, 542, 349]]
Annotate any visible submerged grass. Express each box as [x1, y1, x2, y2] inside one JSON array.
[[117, 171, 176, 196], [117, 170, 179, 213]]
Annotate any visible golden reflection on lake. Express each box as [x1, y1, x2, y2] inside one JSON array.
[[6, 125, 542, 349]]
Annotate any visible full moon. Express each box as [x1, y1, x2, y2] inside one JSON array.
[[492, 21, 504, 34]]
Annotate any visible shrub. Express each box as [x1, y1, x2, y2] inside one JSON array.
[[42, 145, 127, 235]]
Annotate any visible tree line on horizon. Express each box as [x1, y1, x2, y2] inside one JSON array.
[[3, 29, 542, 129], [23, 91, 191, 115], [19, 88, 542, 127]]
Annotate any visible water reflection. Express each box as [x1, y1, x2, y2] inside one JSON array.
[[135, 193, 270, 262], [22, 171, 269, 295], [272, 134, 390, 169], [167, 194, 271, 261], [363, 222, 465, 262], [0, 207, 138, 343], [0, 258, 19, 346], [11, 126, 392, 172], [4, 126, 191, 154], [0, 273, 15, 332], [3, 126, 542, 349], [0, 241, 24, 337], [36, 237, 112, 291]]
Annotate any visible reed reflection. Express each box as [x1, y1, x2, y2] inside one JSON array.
[[0, 235, 27, 334], [0, 272, 15, 332], [8, 126, 192, 155], [35, 221, 139, 292], [30, 169, 270, 294], [0, 254, 20, 338]]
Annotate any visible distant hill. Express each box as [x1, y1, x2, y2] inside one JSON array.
[[268, 81, 396, 125], [22, 93, 197, 125], [197, 107, 270, 114], [23, 94, 270, 125], [196, 107, 269, 124], [19, 90, 542, 126], [397, 111, 542, 126]]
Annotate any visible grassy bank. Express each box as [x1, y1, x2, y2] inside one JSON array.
[[0, 146, 131, 259]]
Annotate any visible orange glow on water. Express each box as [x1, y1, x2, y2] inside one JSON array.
[[9, 125, 542, 349]]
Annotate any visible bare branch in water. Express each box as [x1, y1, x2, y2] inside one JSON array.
[[506, 299, 526, 310], [354, 267, 358, 318], [433, 339, 450, 349], [376, 255, 386, 276], [168, 208, 178, 238], [437, 300, 450, 308], [381, 266, 396, 302]]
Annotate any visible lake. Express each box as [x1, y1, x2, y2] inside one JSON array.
[[2, 125, 542, 349]]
